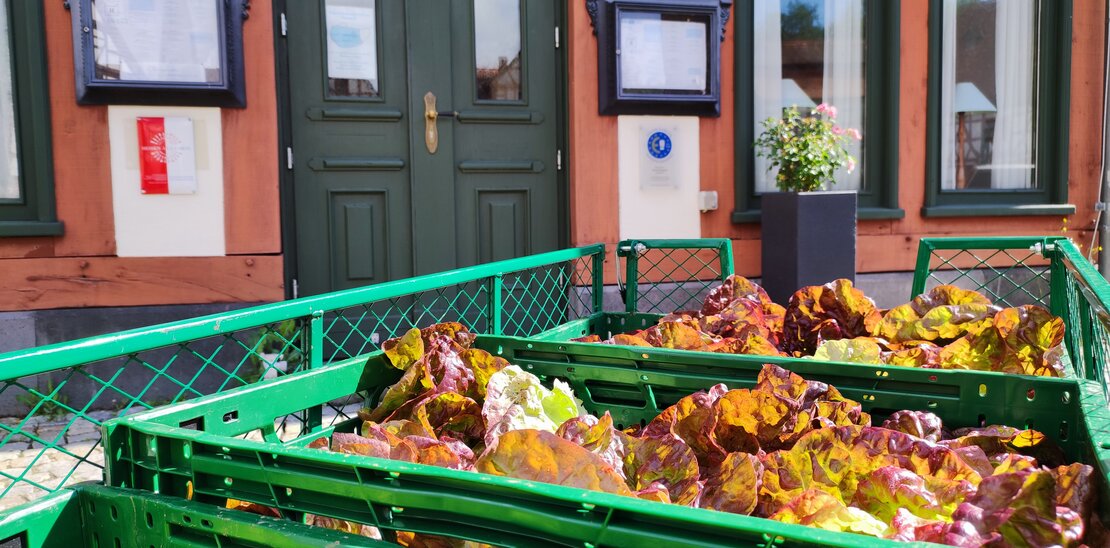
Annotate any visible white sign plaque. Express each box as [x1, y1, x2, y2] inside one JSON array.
[[640, 126, 680, 189]]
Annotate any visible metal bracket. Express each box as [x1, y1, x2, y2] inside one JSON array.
[[1096, 202, 1108, 212]]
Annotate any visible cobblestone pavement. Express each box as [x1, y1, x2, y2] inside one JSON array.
[[0, 404, 362, 511]]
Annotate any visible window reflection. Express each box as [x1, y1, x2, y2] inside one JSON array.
[[753, 0, 866, 193], [474, 0, 522, 101], [0, 0, 18, 200], [941, 0, 1038, 190]]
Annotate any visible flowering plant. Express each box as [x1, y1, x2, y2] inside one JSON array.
[[753, 103, 861, 192]]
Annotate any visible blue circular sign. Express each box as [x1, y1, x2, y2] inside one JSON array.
[[646, 131, 672, 159]]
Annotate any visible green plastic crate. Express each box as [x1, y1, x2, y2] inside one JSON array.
[[0, 244, 608, 506], [543, 236, 1095, 381], [100, 335, 1110, 547], [0, 482, 381, 547]]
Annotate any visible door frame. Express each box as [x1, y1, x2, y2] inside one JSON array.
[[272, 0, 571, 299]]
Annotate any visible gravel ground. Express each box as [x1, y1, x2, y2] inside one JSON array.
[[0, 404, 362, 511]]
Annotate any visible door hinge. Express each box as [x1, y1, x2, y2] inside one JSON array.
[[556, 149, 563, 171], [555, 26, 560, 48], [286, 147, 294, 170], [280, 13, 288, 36], [291, 278, 299, 299]]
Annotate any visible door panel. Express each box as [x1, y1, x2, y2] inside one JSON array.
[[329, 191, 389, 283], [289, 0, 412, 295], [477, 190, 529, 263], [450, 1, 559, 270], [289, 0, 561, 295]]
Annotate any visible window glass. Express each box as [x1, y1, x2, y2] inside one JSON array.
[[325, 0, 379, 98], [0, 0, 18, 200], [474, 0, 522, 101], [940, 0, 1038, 191], [752, 0, 866, 193], [91, 0, 222, 83], [618, 11, 710, 96]]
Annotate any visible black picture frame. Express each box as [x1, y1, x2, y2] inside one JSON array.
[[67, 0, 250, 108], [590, 0, 729, 116]]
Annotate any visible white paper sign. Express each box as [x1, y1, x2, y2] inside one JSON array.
[[325, 1, 379, 83], [93, 0, 221, 83], [164, 117, 197, 195], [640, 126, 680, 189], [619, 13, 707, 92]]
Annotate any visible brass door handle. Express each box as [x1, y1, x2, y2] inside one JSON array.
[[423, 92, 457, 154]]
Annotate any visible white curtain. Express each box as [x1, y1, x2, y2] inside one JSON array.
[[822, 0, 864, 191], [0, 0, 17, 200], [752, 0, 782, 193], [991, 0, 1036, 189], [940, 0, 958, 190]]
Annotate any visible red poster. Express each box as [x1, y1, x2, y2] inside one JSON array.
[[137, 117, 168, 194]]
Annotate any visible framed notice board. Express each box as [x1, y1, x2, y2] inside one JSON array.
[[590, 0, 731, 116], [67, 0, 249, 107]]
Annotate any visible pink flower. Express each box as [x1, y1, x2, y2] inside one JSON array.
[[832, 126, 844, 135], [847, 128, 862, 140], [815, 103, 838, 119], [846, 157, 857, 173]]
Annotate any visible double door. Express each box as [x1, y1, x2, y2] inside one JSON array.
[[286, 0, 563, 295]]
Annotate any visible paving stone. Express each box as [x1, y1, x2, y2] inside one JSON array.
[[67, 419, 98, 437], [65, 429, 102, 444], [34, 424, 65, 444]]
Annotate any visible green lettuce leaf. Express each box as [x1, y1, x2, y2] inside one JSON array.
[[382, 328, 424, 370], [782, 279, 883, 355], [758, 425, 982, 517], [458, 348, 508, 400], [852, 466, 946, 522], [943, 425, 1066, 468], [877, 285, 996, 343], [411, 392, 485, 444], [474, 429, 632, 495], [939, 305, 1067, 377], [882, 341, 942, 368], [812, 338, 883, 364], [880, 410, 944, 442], [482, 365, 586, 447], [642, 319, 710, 351], [1052, 463, 1096, 525], [699, 451, 761, 515], [556, 412, 626, 473], [769, 489, 890, 537], [952, 469, 1083, 547], [641, 383, 730, 468], [621, 430, 702, 506]]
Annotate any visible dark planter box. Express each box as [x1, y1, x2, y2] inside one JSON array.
[[760, 191, 858, 304]]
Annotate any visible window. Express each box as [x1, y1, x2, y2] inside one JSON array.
[[924, 0, 1072, 216], [733, 0, 900, 221], [0, 1, 60, 236], [473, 0, 522, 101]]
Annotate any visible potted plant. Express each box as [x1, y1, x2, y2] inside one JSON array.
[[248, 319, 303, 381], [754, 103, 862, 304]]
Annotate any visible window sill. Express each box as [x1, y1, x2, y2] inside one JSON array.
[[730, 207, 906, 224], [0, 220, 64, 237], [921, 204, 1076, 218]]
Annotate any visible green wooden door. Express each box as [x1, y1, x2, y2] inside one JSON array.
[[287, 0, 563, 296]]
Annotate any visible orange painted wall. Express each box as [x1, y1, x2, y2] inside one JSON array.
[[0, 1, 284, 311], [567, 0, 1106, 278], [0, 1, 1105, 311]]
